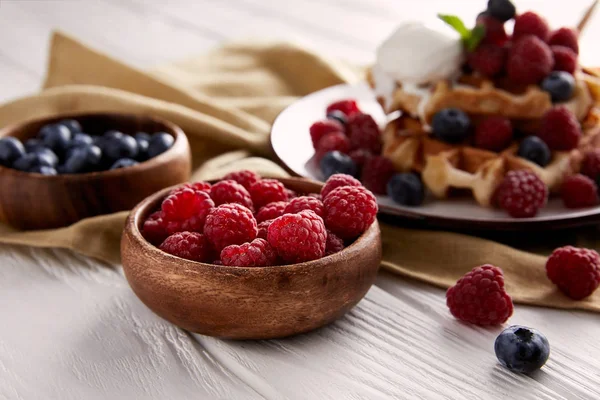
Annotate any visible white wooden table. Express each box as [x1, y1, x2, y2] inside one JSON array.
[[1, 1, 600, 399]]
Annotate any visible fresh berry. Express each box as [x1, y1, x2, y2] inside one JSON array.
[[103, 134, 138, 161], [316, 132, 351, 161], [209, 180, 254, 210], [326, 110, 348, 127], [387, 173, 425, 206], [257, 219, 274, 240], [24, 138, 45, 153], [538, 106, 581, 151], [319, 151, 358, 179], [507, 36, 553, 85], [495, 326, 550, 374], [161, 187, 215, 233], [110, 158, 138, 170], [103, 130, 124, 140], [204, 204, 257, 252], [30, 165, 57, 175], [348, 148, 371, 169], [346, 113, 382, 153], [134, 132, 151, 142], [63, 145, 102, 173], [551, 45, 577, 75], [325, 230, 344, 256], [284, 196, 325, 217], [308, 193, 322, 200], [476, 14, 509, 45], [432, 108, 471, 144], [34, 148, 59, 167], [541, 71, 575, 102], [581, 150, 600, 182], [58, 119, 82, 134], [517, 136, 551, 167], [324, 186, 378, 240], [310, 120, 344, 149], [249, 179, 288, 209], [326, 99, 360, 117], [68, 133, 93, 149], [175, 181, 212, 194], [361, 156, 395, 195], [467, 44, 506, 77], [134, 132, 150, 161], [446, 264, 514, 326], [546, 246, 600, 300], [321, 173, 362, 199], [223, 170, 260, 191], [142, 211, 169, 245], [474, 116, 513, 151], [13, 152, 54, 172], [0, 137, 26, 167], [560, 174, 599, 208], [487, 0, 516, 22], [220, 238, 278, 267], [147, 132, 174, 158], [39, 123, 72, 155], [267, 210, 327, 263], [286, 189, 297, 199], [495, 170, 548, 218], [549, 27, 579, 54], [513, 11, 550, 42], [255, 201, 288, 223], [159, 232, 212, 263]]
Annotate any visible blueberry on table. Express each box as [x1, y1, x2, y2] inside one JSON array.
[[495, 325, 550, 374], [387, 173, 425, 206], [12, 152, 55, 172], [147, 132, 174, 158], [487, 0, 516, 22], [319, 151, 358, 179], [69, 132, 94, 149], [517, 136, 551, 167], [58, 119, 82, 134], [110, 158, 139, 170], [63, 145, 102, 174], [103, 135, 138, 161], [432, 108, 471, 144], [0, 137, 26, 167], [326, 110, 348, 127], [541, 71, 575, 102], [39, 123, 72, 155], [29, 165, 57, 175], [24, 138, 45, 153]]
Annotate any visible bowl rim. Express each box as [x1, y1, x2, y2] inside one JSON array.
[[0, 111, 187, 180], [125, 177, 381, 273]]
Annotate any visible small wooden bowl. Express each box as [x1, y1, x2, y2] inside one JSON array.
[[121, 178, 382, 340], [0, 113, 191, 230]]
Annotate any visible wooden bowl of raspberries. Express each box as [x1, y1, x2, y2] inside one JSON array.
[[0, 113, 191, 229], [121, 172, 382, 340]]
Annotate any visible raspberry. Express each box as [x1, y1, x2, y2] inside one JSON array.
[[321, 173, 362, 199], [286, 189, 298, 199], [159, 232, 213, 263], [476, 14, 508, 46], [474, 116, 513, 151], [549, 27, 579, 54], [209, 180, 254, 210], [310, 120, 344, 149], [348, 149, 372, 169], [255, 201, 287, 223], [324, 186, 378, 239], [284, 196, 325, 217], [204, 204, 257, 252], [551, 45, 577, 75], [315, 132, 350, 162], [581, 150, 600, 180], [257, 219, 274, 240], [249, 179, 288, 209], [347, 113, 382, 153], [220, 238, 278, 267], [561, 174, 599, 208], [507, 36, 553, 85], [161, 188, 214, 234], [446, 264, 514, 326], [267, 210, 327, 263], [223, 170, 260, 191], [495, 170, 548, 218], [361, 156, 395, 194], [538, 106, 581, 151], [308, 193, 322, 200], [513, 11, 550, 42], [325, 230, 344, 256], [467, 44, 506, 77], [546, 246, 600, 300], [326, 99, 361, 117], [172, 181, 212, 195], [142, 211, 169, 245]]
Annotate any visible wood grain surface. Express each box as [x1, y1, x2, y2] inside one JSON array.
[[1, 0, 600, 399]]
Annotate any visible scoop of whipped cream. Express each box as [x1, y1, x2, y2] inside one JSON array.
[[376, 19, 464, 85]]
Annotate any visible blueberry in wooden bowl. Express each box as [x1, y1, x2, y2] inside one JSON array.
[[0, 113, 191, 230], [121, 176, 382, 340]]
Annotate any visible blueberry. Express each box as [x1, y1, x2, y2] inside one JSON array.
[[62, 145, 102, 174], [58, 119, 82, 134], [0, 137, 26, 167], [110, 158, 139, 170], [147, 132, 174, 158], [33, 148, 59, 167], [319, 151, 357, 179], [326, 110, 348, 127], [24, 138, 45, 153], [39, 123, 72, 155], [134, 132, 150, 161], [134, 132, 151, 142], [517, 136, 551, 167], [432, 108, 471, 144], [69, 132, 94, 149], [29, 165, 57, 175], [387, 173, 425, 206], [487, 0, 516, 22], [495, 325, 550, 374], [541, 71, 575, 102], [103, 135, 138, 161], [12, 153, 54, 172], [104, 130, 124, 140]]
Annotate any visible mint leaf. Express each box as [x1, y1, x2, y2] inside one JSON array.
[[465, 24, 486, 52], [438, 14, 485, 52]]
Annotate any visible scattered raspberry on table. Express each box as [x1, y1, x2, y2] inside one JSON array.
[[546, 246, 600, 300]]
